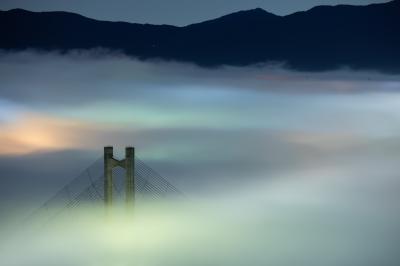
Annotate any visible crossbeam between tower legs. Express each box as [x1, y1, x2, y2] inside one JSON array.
[[104, 146, 135, 209]]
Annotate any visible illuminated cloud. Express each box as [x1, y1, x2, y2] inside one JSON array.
[[0, 112, 90, 155], [0, 50, 399, 108]]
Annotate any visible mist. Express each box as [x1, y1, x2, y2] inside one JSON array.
[[0, 50, 400, 265]]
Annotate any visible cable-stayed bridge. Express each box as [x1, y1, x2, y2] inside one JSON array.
[[28, 146, 183, 222]]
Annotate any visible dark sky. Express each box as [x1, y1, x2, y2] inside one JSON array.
[[0, 0, 390, 25]]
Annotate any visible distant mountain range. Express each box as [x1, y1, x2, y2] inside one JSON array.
[[1, 0, 399, 72]]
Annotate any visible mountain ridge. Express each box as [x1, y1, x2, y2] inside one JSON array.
[[4, 1, 397, 26], [0, 1, 399, 72]]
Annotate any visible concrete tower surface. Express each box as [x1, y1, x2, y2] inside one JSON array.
[[104, 146, 135, 207]]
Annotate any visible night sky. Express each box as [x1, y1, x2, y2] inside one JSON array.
[[0, 0, 390, 25]]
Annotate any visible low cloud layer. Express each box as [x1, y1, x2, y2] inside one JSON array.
[[1, 50, 399, 107], [1, 50, 400, 224]]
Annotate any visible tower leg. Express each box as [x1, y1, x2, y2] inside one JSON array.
[[125, 147, 135, 206], [104, 146, 113, 207]]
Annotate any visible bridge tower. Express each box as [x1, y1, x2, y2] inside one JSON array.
[[104, 146, 135, 207]]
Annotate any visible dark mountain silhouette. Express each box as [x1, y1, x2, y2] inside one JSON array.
[[1, 0, 399, 72]]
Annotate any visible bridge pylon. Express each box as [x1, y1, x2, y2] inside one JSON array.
[[104, 146, 135, 207]]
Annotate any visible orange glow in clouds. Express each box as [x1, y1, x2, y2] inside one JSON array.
[[0, 113, 87, 155]]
